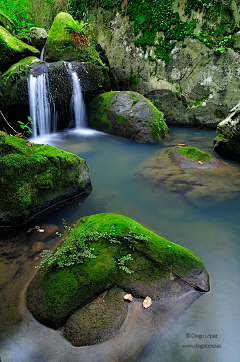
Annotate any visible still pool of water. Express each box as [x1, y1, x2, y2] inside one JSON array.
[[0, 127, 240, 362]]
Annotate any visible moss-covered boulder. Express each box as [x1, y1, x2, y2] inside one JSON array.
[[136, 146, 240, 207], [0, 26, 40, 72], [30, 27, 48, 50], [0, 132, 91, 227], [87, 91, 169, 142], [0, 9, 15, 34], [214, 103, 240, 161], [0, 56, 44, 108], [44, 12, 106, 69], [27, 213, 209, 331]]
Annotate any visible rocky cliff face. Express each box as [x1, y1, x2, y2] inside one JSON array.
[[76, 1, 240, 128]]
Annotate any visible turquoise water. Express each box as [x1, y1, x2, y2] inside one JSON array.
[[0, 127, 240, 362]]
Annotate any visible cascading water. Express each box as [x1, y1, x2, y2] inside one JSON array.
[[67, 63, 87, 129], [28, 65, 58, 137], [28, 62, 87, 137], [40, 46, 45, 61]]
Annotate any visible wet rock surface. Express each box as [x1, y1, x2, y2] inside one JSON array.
[[214, 102, 240, 161], [135, 146, 240, 207], [87, 91, 169, 143], [62, 287, 129, 346]]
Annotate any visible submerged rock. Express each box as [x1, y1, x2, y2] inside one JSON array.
[[26, 213, 209, 333], [135, 146, 240, 207], [0, 26, 39, 72], [0, 132, 91, 227], [87, 91, 169, 142], [214, 103, 240, 161]]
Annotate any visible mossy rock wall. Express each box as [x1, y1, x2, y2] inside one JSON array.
[[27, 213, 209, 329], [87, 91, 169, 142], [70, 2, 240, 128], [0, 132, 91, 227]]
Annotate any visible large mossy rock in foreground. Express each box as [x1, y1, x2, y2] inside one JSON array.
[[214, 103, 240, 161], [87, 91, 169, 142], [0, 26, 40, 72], [27, 213, 209, 331], [0, 132, 91, 227]]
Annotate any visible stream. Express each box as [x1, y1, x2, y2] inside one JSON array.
[[0, 126, 240, 362]]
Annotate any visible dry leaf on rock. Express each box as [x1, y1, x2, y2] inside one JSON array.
[[143, 296, 152, 309], [123, 293, 133, 302]]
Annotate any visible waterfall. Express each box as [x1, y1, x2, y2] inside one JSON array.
[[28, 62, 87, 137], [67, 63, 87, 129], [28, 65, 58, 137], [40, 46, 45, 61]]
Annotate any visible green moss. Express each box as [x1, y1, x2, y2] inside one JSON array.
[[0, 9, 15, 33], [178, 146, 211, 162], [216, 133, 228, 142], [69, 0, 238, 62], [45, 12, 106, 69], [214, 109, 226, 119], [129, 93, 137, 99], [0, 25, 39, 68], [0, 132, 89, 219], [87, 92, 113, 131], [0, 56, 43, 107], [189, 94, 209, 107], [27, 213, 206, 328]]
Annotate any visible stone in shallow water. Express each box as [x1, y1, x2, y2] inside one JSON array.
[[135, 146, 240, 208]]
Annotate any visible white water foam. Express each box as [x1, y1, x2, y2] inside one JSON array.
[[67, 63, 87, 129], [28, 65, 58, 137]]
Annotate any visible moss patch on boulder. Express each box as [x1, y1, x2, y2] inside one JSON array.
[[0, 26, 40, 72], [0, 9, 15, 34], [0, 132, 91, 226], [27, 213, 209, 329], [44, 12, 106, 69], [87, 91, 169, 143], [178, 147, 211, 163]]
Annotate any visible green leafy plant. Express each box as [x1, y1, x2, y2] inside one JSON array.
[[37, 218, 150, 272], [117, 254, 134, 274], [37, 218, 96, 269], [18, 116, 34, 136]]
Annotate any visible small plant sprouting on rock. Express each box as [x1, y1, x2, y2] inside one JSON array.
[[18, 116, 34, 137], [117, 254, 134, 274], [37, 218, 151, 273], [36, 219, 96, 269]]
